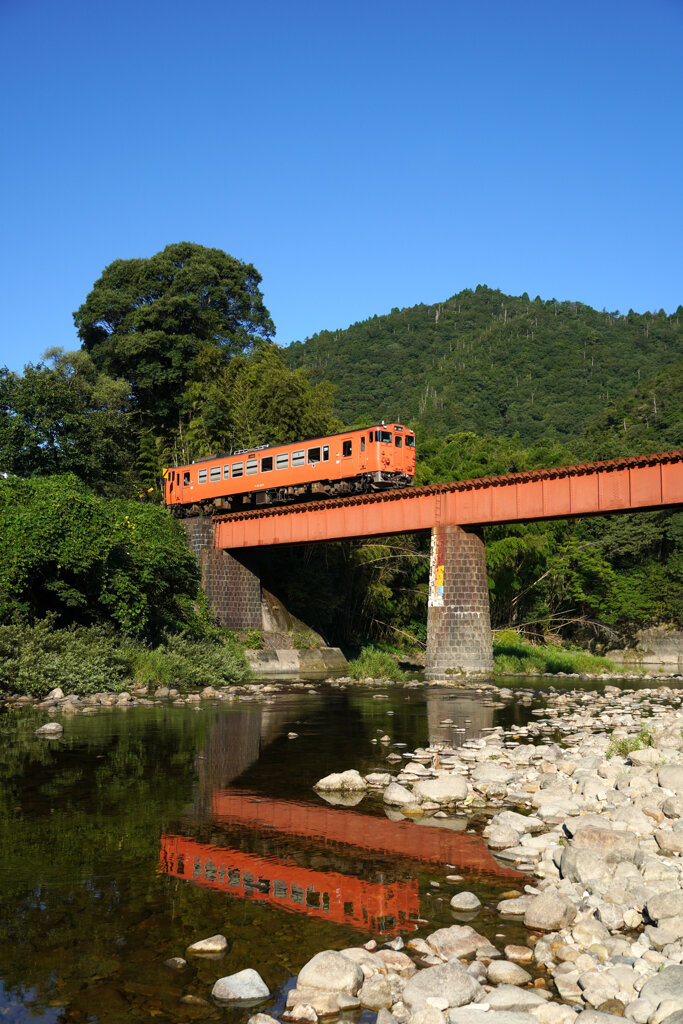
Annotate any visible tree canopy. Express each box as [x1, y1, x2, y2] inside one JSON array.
[[74, 242, 275, 430]]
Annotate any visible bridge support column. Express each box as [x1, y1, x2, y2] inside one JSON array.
[[182, 519, 262, 629], [425, 524, 494, 678]]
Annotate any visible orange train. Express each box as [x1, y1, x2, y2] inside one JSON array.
[[164, 422, 416, 516]]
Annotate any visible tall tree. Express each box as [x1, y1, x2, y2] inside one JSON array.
[[74, 242, 274, 430]]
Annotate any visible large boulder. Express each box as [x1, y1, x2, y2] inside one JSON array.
[[659, 768, 683, 795], [426, 924, 496, 959], [524, 892, 577, 931], [647, 891, 683, 923], [314, 771, 366, 792], [212, 969, 269, 1002], [35, 722, 63, 738], [560, 847, 610, 885], [570, 826, 639, 863], [412, 775, 468, 804], [297, 951, 364, 995], [640, 966, 683, 1011], [402, 961, 480, 1012], [383, 782, 419, 806]]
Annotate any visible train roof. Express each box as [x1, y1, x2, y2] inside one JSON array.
[[181, 423, 414, 468]]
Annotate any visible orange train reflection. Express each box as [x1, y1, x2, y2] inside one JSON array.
[[160, 835, 420, 933], [212, 789, 523, 881]]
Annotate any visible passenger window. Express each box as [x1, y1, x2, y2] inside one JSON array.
[[276, 453, 289, 470], [405, 435, 415, 447], [246, 459, 258, 475], [307, 446, 321, 464], [210, 466, 221, 482], [292, 450, 305, 467], [223, 464, 230, 479], [361, 436, 365, 452], [342, 440, 352, 457], [395, 436, 402, 447], [183, 472, 190, 485], [232, 462, 244, 477], [261, 456, 273, 472], [198, 469, 208, 484], [369, 431, 374, 442], [322, 445, 329, 461]]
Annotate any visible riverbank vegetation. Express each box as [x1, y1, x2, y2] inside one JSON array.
[[0, 248, 680, 677], [492, 630, 619, 677]]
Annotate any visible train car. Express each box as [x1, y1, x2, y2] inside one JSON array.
[[164, 423, 415, 515]]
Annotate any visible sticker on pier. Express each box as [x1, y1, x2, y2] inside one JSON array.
[[429, 531, 445, 607]]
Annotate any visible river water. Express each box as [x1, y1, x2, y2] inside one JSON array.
[[0, 681, 635, 1023]]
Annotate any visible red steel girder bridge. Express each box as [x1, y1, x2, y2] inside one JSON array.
[[213, 450, 683, 549]]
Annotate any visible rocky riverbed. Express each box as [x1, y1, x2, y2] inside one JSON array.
[[225, 683, 683, 1024]]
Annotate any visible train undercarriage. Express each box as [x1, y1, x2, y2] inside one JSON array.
[[171, 471, 414, 518]]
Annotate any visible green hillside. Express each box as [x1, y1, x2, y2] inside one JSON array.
[[285, 286, 683, 445]]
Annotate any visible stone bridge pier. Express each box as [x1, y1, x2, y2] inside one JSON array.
[[424, 524, 494, 678], [182, 519, 262, 629]]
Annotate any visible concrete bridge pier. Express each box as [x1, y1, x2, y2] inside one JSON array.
[[424, 524, 494, 679], [182, 519, 262, 629]]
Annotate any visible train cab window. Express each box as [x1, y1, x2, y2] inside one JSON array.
[[361, 436, 365, 452], [322, 445, 329, 461], [395, 436, 402, 447], [246, 459, 258, 475], [261, 456, 273, 472], [369, 431, 374, 442], [276, 453, 289, 470], [342, 440, 352, 457], [198, 469, 208, 484], [232, 462, 244, 477], [380, 431, 392, 443], [209, 466, 221, 482], [183, 471, 190, 485], [307, 446, 321, 464], [405, 435, 415, 447], [292, 449, 305, 468]]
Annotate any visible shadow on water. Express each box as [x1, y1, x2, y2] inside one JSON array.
[[0, 685, 541, 1024]]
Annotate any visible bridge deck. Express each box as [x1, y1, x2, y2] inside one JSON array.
[[213, 450, 683, 549]]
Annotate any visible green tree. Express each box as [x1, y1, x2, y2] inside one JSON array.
[[74, 242, 274, 431]]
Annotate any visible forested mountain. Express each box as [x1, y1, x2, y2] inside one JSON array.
[[285, 286, 683, 446]]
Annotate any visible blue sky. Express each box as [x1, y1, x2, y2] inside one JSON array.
[[1, 0, 681, 372]]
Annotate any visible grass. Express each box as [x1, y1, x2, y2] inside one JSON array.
[[493, 628, 619, 677], [346, 646, 409, 682], [606, 725, 654, 759]]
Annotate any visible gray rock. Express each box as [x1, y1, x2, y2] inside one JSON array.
[[658, 1013, 683, 1024], [572, 918, 610, 948], [623, 999, 654, 1024], [488, 825, 521, 850], [35, 722, 63, 738], [426, 924, 496, 959], [376, 1011, 398, 1024], [659, 768, 683, 796], [384, 782, 419, 806], [297, 951, 364, 995], [212, 969, 269, 1002], [574, 1013, 630, 1024], [471, 763, 515, 784], [359, 975, 392, 1010], [186, 933, 228, 955], [248, 1016, 281, 1024], [486, 986, 549, 1011], [450, 892, 481, 911], [561, 847, 611, 885], [571, 827, 639, 863], [662, 798, 683, 819], [164, 956, 187, 970], [449, 1012, 536, 1024], [412, 775, 468, 804], [402, 961, 481, 1012], [46, 687, 64, 700], [486, 960, 533, 985], [314, 770, 366, 792], [640, 966, 683, 1011], [655, 830, 683, 854], [647, 892, 683, 923], [524, 892, 577, 931]]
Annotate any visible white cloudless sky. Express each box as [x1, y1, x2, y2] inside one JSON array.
[[0, 0, 681, 371]]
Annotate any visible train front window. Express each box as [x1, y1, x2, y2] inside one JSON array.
[[395, 436, 402, 447], [183, 472, 190, 485], [361, 436, 365, 452], [342, 440, 352, 457], [307, 447, 321, 464], [405, 435, 415, 447], [380, 431, 392, 443], [369, 431, 374, 442]]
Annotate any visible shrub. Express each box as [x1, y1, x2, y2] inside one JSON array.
[[346, 646, 408, 681], [493, 631, 618, 676], [606, 724, 654, 759]]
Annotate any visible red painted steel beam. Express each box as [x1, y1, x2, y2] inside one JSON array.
[[213, 450, 683, 550]]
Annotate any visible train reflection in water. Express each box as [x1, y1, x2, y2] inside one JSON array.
[[160, 788, 524, 935], [161, 834, 420, 934]]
